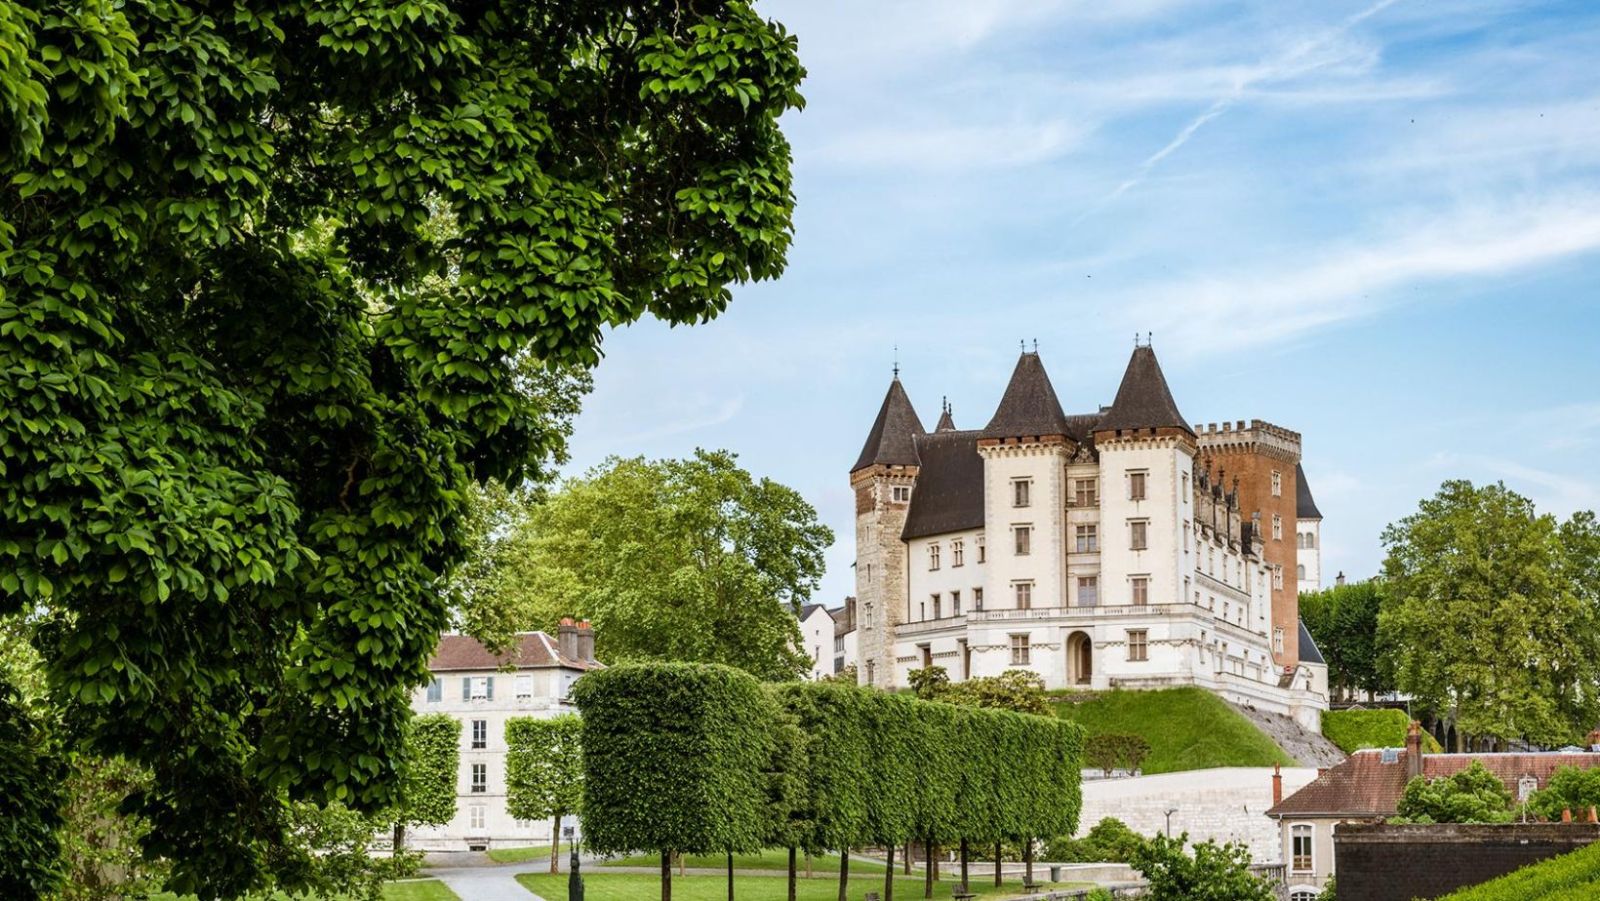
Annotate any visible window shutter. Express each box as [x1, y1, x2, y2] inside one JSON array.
[[485, 676, 495, 700], [462, 678, 471, 701]]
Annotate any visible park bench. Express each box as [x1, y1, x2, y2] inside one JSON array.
[[951, 886, 976, 901]]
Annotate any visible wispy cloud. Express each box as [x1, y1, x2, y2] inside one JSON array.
[[814, 120, 1090, 171], [1428, 452, 1600, 515]]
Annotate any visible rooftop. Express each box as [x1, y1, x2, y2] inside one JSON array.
[[428, 631, 603, 673]]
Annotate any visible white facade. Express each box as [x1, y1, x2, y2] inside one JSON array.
[[408, 629, 599, 853], [1296, 519, 1322, 593], [798, 604, 836, 680]]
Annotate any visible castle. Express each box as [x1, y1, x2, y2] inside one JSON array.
[[849, 344, 1328, 728]]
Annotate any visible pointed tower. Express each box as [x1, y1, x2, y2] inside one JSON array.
[[851, 377, 925, 688], [978, 351, 1076, 611], [935, 398, 956, 433]]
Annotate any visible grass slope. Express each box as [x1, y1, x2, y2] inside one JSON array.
[[1052, 687, 1294, 774], [1438, 841, 1600, 900], [1322, 708, 1443, 755], [519, 871, 1091, 901], [601, 850, 882, 872]]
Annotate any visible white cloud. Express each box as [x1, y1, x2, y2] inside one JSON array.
[[814, 120, 1090, 171]]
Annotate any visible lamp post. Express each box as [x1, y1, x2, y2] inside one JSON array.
[[1164, 807, 1178, 838], [565, 825, 583, 901]]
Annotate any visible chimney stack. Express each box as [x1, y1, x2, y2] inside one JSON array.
[[557, 617, 579, 661], [576, 620, 595, 663], [1272, 763, 1283, 806], [1406, 720, 1425, 781]]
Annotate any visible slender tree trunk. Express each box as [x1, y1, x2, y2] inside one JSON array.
[[662, 850, 672, 901], [904, 841, 913, 874], [806, 851, 813, 880], [788, 847, 797, 901], [924, 838, 934, 899], [679, 851, 687, 878], [994, 842, 1002, 887], [392, 822, 405, 856], [960, 838, 969, 891], [1024, 839, 1034, 886], [885, 844, 894, 901], [837, 847, 849, 901], [551, 812, 562, 874], [727, 849, 734, 901]]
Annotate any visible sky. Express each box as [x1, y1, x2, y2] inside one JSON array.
[[561, 0, 1600, 607]]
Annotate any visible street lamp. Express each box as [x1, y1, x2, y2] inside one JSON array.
[[1164, 807, 1179, 838], [565, 824, 583, 901]]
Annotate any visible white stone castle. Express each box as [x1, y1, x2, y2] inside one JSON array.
[[849, 345, 1328, 728]]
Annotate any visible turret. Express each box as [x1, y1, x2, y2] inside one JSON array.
[[851, 375, 925, 688]]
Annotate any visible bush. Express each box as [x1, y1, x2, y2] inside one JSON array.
[[1322, 709, 1442, 754], [908, 665, 950, 701], [1046, 817, 1147, 863], [1084, 733, 1151, 776], [1393, 761, 1514, 824], [942, 669, 1051, 715], [1130, 833, 1276, 901], [1528, 766, 1600, 821]]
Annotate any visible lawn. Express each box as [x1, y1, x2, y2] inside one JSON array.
[[488, 843, 558, 864], [601, 850, 882, 872], [151, 879, 458, 901], [1052, 687, 1294, 774], [1322, 707, 1443, 755], [518, 871, 1090, 901]]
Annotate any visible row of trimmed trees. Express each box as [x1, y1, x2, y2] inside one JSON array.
[[570, 662, 1085, 901]]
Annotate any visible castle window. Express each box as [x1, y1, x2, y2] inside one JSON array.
[[1127, 630, 1148, 662], [1272, 514, 1283, 541], [1127, 471, 1147, 501], [1129, 520, 1148, 551], [1077, 576, 1098, 607], [1131, 576, 1149, 606], [1273, 627, 1285, 655], [1297, 564, 1306, 582], [469, 804, 486, 831], [928, 543, 941, 570], [471, 719, 488, 750], [951, 590, 961, 615], [1074, 479, 1099, 507], [1014, 581, 1033, 609], [1075, 524, 1098, 553], [973, 587, 984, 611], [976, 536, 986, 563], [471, 763, 487, 794], [1183, 522, 1190, 552], [1013, 479, 1032, 508], [1010, 633, 1031, 665], [1181, 472, 1189, 500], [892, 485, 911, 503], [1291, 824, 1313, 872], [952, 539, 965, 567], [1271, 471, 1282, 497], [1273, 565, 1284, 590], [931, 593, 941, 619], [1014, 525, 1032, 556]]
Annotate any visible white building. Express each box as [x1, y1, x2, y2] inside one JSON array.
[[797, 603, 835, 680], [850, 345, 1326, 729], [408, 622, 601, 852], [1295, 464, 1323, 594]]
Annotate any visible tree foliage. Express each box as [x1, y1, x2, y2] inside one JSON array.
[[1393, 761, 1515, 824], [1129, 833, 1276, 901], [1379, 481, 1600, 746], [1526, 766, 1600, 822], [0, 683, 65, 897], [473, 450, 833, 680], [0, 0, 803, 893], [397, 714, 460, 832], [1045, 817, 1148, 864], [1082, 734, 1152, 777], [1300, 579, 1392, 698]]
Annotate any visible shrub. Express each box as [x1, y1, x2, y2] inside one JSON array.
[[1046, 817, 1147, 863], [942, 669, 1050, 715], [1084, 733, 1151, 776], [1393, 761, 1514, 824], [1528, 766, 1600, 821], [908, 665, 950, 701], [1322, 709, 1443, 754], [1130, 833, 1276, 901]]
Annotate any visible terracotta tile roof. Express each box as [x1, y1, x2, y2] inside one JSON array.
[[427, 632, 602, 672], [1268, 749, 1600, 818]]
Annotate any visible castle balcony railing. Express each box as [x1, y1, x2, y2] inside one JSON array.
[[898, 615, 968, 636], [967, 603, 1185, 623]]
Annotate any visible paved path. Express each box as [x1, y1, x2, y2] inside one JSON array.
[[428, 859, 547, 901]]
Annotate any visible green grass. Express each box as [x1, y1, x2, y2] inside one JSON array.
[[1437, 840, 1600, 899], [1052, 687, 1294, 774], [1322, 708, 1444, 755], [518, 871, 1091, 901], [487, 843, 557, 864], [600, 850, 881, 872], [151, 879, 458, 901]]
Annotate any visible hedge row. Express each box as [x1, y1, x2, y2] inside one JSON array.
[[573, 664, 1084, 861], [1438, 839, 1600, 900]]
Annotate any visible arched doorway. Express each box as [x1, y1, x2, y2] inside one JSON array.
[[1067, 631, 1093, 686]]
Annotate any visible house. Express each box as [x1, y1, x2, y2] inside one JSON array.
[[797, 603, 835, 680], [1266, 722, 1600, 899], [406, 621, 602, 852]]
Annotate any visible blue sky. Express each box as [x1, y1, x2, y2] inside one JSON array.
[[562, 0, 1600, 606]]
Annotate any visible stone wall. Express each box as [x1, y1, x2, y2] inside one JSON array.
[[1077, 767, 1319, 864], [1334, 822, 1600, 901]]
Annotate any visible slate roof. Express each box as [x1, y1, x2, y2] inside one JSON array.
[[1298, 619, 1326, 665], [902, 430, 986, 540], [1268, 750, 1600, 818], [1296, 463, 1323, 519], [1094, 346, 1193, 436], [798, 603, 830, 622], [981, 352, 1071, 440], [935, 403, 956, 433], [853, 379, 926, 471], [428, 632, 602, 672]]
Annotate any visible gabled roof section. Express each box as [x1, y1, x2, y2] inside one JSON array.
[[902, 430, 985, 540], [981, 352, 1070, 440], [1095, 345, 1193, 436], [428, 632, 603, 672], [852, 378, 926, 472], [1296, 463, 1323, 520], [1298, 618, 1326, 665]]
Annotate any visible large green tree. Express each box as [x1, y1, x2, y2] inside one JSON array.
[[1299, 579, 1392, 700], [478, 449, 832, 680], [505, 715, 584, 875], [0, 1, 804, 894], [1378, 481, 1600, 748]]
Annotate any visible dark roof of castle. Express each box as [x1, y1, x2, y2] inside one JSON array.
[[852, 378, 925, 472], [1094, 345, 1193, 436], [981, 352, 1071, 439], [1296, 463, 1323, 519], [902, 430, 985, 540], [935, 403, 956, 432], [1298, 619, 1325, 665]]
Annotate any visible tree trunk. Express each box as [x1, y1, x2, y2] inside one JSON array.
[[392, 822, 405, 856], [994, 842, 1002, 887], [679, 851, 687, 878], [727, 849, 734, 901], [884, 843, 894, 901], [788, 847, 797, 901], [904, 841, 913, 874], [1024, 839, 1034, 885], [805, 851, 813, 880], [551, 812, 562, 874], [923, 838, 934, 899], [838, 847, 849, 901], [960, 838, 969, 891], [662, 850, 672, 901]]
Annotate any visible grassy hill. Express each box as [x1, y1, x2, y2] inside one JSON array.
[[1322, 707, 1443, 755], [1438, 840, 1600, 900], [1052, 687, 1295, 774]]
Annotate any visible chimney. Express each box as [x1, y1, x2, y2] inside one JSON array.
[[557, 617, 579, 661], [1272, 763, 1283, 806], [576, 620, 595, 663], [1405, 720, 1424, 781]]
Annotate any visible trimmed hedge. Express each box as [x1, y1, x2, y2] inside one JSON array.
[[1322, 708, 1443, 755], [505, 714, 583, 825], [1438, 840, 1600, 900]]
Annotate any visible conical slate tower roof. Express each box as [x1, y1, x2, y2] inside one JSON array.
[[981, 352, 1070, 439], [1095, 345, 1193, 435], [934, 398, 956, 432], [1296, 463, 1323, 519], [852, 378, 925, 472]]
